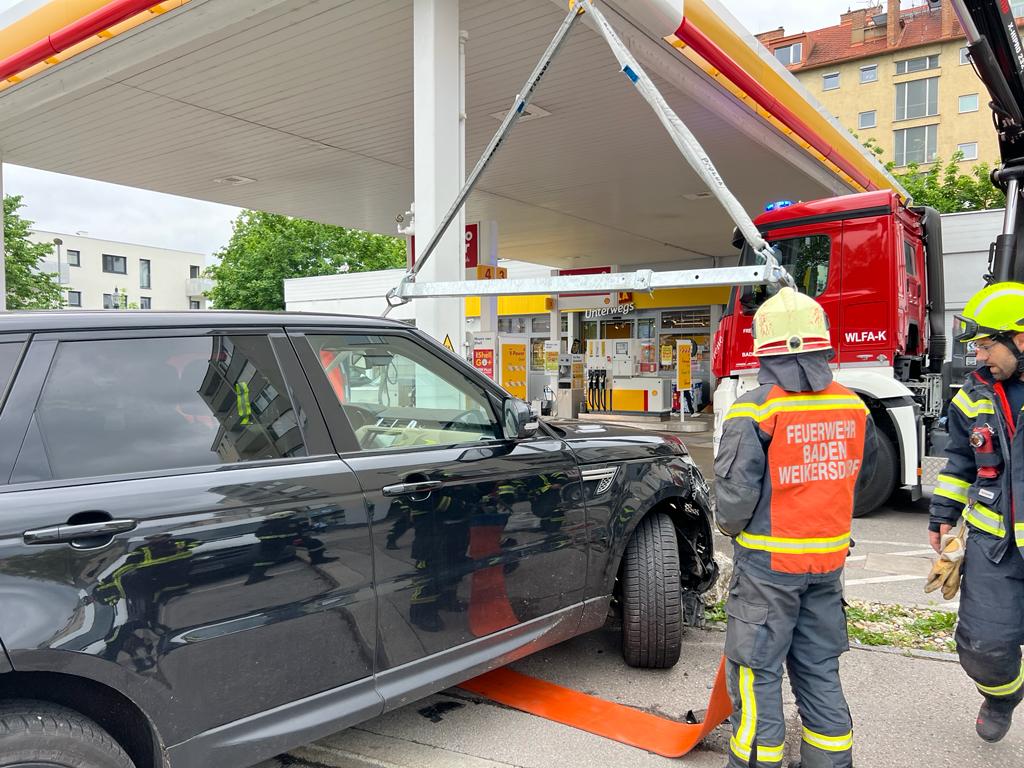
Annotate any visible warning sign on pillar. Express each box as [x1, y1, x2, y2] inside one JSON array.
[[443, 335, 456, 353]]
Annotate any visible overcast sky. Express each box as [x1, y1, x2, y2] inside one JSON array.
[[0, 0, 864, 257]]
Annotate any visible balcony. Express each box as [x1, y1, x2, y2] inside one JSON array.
[[187, 277, 213, 297], [41, 261, 71, 285]]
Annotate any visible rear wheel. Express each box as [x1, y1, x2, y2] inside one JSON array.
[[0, 700, 134, 768], [620, 512, 682, 668], [853, 422, 897, 517]]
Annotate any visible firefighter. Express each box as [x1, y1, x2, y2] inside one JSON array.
[[714, 287, 876, 768], [929, 281, 1024, 743]]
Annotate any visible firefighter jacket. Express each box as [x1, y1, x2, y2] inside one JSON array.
[[715, 353, 875, 578], [930, 366, 1024, 561]]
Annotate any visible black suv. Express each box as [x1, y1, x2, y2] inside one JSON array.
[[0, 312, 716, 768]]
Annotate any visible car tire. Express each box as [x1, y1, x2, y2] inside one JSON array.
[[0, 700, 134, 768], [620, 512, 682, 669], [853, 423, 897, 518]]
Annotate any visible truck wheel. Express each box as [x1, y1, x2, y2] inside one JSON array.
[[853, 425, 897, 517], [0, 700, 134, 768], [620, 512, 682, 668]]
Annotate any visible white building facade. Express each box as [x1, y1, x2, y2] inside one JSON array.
[[29, 231, 211, 311]]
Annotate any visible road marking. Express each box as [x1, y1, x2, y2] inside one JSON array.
[[890, 548, 936, 557], [845, 574, 922, 586], [854, 539, 924, 547]]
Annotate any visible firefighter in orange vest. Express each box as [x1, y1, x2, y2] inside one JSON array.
[[714, 287, 876, 768]]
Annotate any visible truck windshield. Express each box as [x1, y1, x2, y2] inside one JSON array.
[[734, 234, 831, 314]]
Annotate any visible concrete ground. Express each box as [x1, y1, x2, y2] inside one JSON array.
[[258, 416, 1001, 767], [262, 627, 1023, 767]]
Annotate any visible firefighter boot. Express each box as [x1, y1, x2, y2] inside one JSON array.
[[977, 695, 1021, 743]]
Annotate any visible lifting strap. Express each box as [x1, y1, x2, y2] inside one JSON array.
[[460, 656, 731, 758]]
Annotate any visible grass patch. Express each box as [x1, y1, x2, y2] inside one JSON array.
[[706, 599, 957, 653]]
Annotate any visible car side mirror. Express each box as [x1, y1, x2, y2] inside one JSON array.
[[502, 397, 538, 440]]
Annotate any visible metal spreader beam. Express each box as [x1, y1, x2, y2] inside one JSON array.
[[384, 0, 793, 316]]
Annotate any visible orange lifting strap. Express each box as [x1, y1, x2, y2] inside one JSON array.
[[460, 655, 731, 758]]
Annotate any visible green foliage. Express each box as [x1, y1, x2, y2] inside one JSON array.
[[854, 133, 1005, 213], [205, 210, 407, 311], [4, 195, 64, 310], [892, 153, 1005, 213]]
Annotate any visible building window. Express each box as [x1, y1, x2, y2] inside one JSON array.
[[1014, 2, 1024, 19], [103, 293, 115, 309], [140, 259, 151, 289], [822, 72, 840, 91], [66, 249, 80, 267], [860, 65, 878, 84], [189, 265, 201, 279], [67, 290, 81, 307], [959, 46, 970, 65], [895, 77, 939, 120], [858, 110, 877, 129], [140, 296, 152, 309], [957, 142, 979, 161], [959, 93, 979, 113], [774, 42, 802, 66], [190, 300, 201, 310], [894, 125, 938, 166], [102, 254, 127, 274], [895, 54, 940, 75]]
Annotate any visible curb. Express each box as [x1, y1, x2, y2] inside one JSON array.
[[849, 641, 959, 663]]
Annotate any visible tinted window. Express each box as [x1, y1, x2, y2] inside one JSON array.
[[0, 342, 23, 403], [736, 235, 832, 313], [306, 334, 501, 451], [904, 241, 917, 276], [102, 254, 127, 274], [33, 335, 305, 480]]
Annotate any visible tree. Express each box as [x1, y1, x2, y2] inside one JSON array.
[[4, 195, 64, 310], [892, 153, 1005, 213], [205, 211, 407, 310], [854, 133, 1005, 213]]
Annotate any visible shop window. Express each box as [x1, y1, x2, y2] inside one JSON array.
[[661, 309, 711, 330], [531, 315, 551, 334]]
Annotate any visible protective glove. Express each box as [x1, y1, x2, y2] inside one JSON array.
[[924, 525, 967, 600]]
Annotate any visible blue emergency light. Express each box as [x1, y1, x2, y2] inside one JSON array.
[[764, 200, 793, 212]]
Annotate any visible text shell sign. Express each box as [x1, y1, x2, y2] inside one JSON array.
[[409, 223, 479, 269]]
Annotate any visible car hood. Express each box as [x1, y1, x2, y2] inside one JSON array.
[[541, 418, 688, 464]]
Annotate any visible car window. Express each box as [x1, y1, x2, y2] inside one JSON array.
[[0, 342, 23, 403], [306, 334, 502, 451], [31, 335, 306, 480]]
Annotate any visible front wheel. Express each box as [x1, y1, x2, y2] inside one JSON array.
[[620, 512, 683, 668], [853, 422, 898, 517], [0, 700, 134, 768]]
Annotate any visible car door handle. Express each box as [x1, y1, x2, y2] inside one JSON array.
[[23, 519, 137, 546], [382, 481, 444, 497]]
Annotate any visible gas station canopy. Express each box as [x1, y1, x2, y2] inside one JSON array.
[[0, 0, 900, 269]]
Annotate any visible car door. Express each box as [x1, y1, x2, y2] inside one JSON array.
[[291, 329, 587, 677], [0, 327, 379, 749]]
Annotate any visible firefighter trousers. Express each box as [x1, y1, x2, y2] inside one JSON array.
[[956, 533, 1024, 709], [724, 564, 853, 768]]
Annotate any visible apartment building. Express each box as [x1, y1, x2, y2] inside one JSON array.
[[29, 230, 211, 310], [757, 0, 1022, 169]]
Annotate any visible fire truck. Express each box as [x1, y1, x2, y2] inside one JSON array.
[[712, 0, 1024, 514]]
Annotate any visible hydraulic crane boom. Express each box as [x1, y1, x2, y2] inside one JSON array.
[[954, 0, 1024, 282]]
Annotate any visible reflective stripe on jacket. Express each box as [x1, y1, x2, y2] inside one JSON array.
[[930, 367, 1024, 559], [716, 381, 871, 575]]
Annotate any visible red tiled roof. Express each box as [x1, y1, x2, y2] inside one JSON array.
[[770, 5, 965, 71]]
